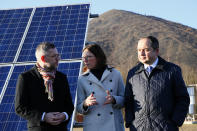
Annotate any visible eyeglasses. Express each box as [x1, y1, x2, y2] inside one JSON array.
[[82, 55, 95, 60], [46, 54, 60, 58]]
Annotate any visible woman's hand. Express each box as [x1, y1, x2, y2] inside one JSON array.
[[104, 90, 116, 105], [83, 93, 98, 107]]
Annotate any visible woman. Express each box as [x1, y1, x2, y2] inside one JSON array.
[[76, 44, 125, 131]]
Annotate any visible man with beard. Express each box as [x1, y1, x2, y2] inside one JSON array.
[[15, 42, 74, 131]]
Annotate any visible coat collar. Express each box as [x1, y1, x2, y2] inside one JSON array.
[[32, 65, 42, 79], [101, 65, 113, 82], [82, 65, 113, 88], [135, 56, 167, 74], [32, 65, 59, 78]]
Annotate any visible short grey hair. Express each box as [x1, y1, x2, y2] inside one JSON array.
[[35, 42, 55, 61]]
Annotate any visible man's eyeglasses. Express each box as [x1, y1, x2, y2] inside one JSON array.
[[82, 55, 95, 60], [46, 54, 60, 58]]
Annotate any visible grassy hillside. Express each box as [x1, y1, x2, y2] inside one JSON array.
[[87, 9, 197, 84]]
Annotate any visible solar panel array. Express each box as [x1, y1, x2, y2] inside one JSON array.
[[0, 3, 90, 131], [0, 9, 32, 63], [0, 66, 11, 94]]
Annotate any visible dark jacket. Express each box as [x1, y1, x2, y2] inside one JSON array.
[[125, 56, 190, 131], [15, 66, 74, 131]]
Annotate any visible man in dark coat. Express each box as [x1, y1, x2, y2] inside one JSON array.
[[15, 42, 74, 131], [125, 36, 190, 131]]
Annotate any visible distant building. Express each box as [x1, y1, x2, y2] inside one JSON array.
[[185, 84, 197, 124], [187, 84, 197, 114]]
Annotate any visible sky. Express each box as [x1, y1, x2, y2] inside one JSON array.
[[0, 0, 197, 29]]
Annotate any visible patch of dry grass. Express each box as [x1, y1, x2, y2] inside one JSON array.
[[180, 124, 197, 131]]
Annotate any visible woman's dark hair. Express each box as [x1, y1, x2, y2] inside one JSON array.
[[83, 44, 107, 69]]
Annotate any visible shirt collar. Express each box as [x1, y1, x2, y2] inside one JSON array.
[[144, 57, 158, 69]]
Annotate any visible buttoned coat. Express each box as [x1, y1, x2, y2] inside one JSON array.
[[125, 57, 190, 131], [77, 66, 125, 131], [15, 66, 74, 131]]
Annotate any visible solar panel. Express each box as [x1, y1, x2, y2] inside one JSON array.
[[58, 62, 81, 101], [17, 4, 89, 62], [0, 65, 32, 131], [0, 9, 32, 63], [0, 3, 90, 131], [0, 62, 81, 131], [57, 62, 81, 130], [0, 66, 11, 94]]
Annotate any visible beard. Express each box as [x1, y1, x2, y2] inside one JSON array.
[[43, 64, 57, 71]]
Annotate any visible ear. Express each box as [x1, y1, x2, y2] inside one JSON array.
[[41, 55, 45, 63], [156, 48, 159, 55]]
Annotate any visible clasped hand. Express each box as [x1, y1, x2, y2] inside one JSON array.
[[44, 112, 65, 125], [83, 90, 115, 107]]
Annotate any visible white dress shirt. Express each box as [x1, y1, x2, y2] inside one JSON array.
[[144, 57, 158, 74]]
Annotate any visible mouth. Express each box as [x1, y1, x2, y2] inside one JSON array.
[[54, 62, 59, 67], [141, 56, 146, 60]]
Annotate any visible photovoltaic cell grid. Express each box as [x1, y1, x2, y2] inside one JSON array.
[[0, 66, 11, 94], [0, 62, 81, 131], [58, 62, 81, 102], [17, 4, 89, 62], [0, 65, 33, 131], [0, 9, 32, 63], [57, 62, 81, 131]]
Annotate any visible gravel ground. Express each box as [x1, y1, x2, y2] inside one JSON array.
[[73, 124, 197, 131]]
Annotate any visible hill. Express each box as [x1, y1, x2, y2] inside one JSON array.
[[86, 9, 197, 84]]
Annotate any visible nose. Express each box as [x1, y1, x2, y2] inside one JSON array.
[[83, 58, 88, 63], [82, 57, 88, 62], [57, 55, 60, 61], [140, 50, 145, 56]]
